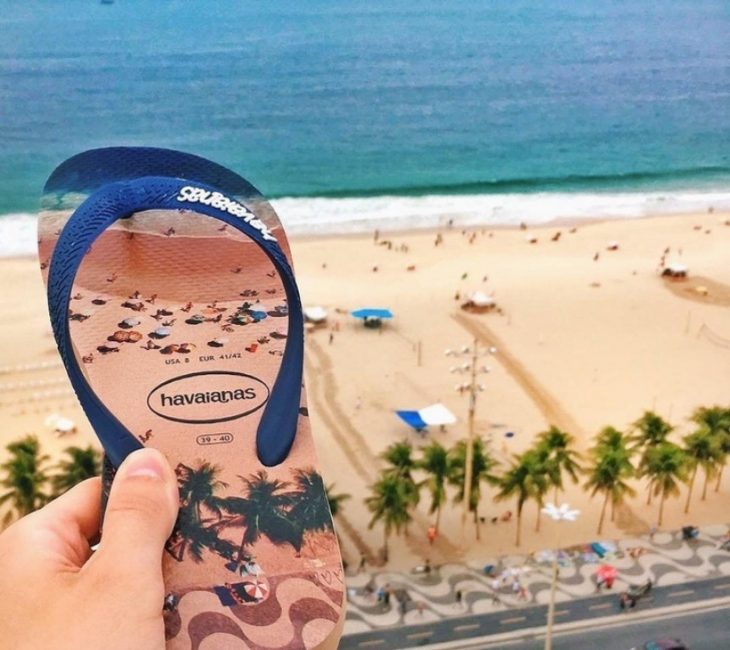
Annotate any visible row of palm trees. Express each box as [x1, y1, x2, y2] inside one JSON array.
[[0, 436, 351, 573], [169, 462, 347, 567], [365, 406, 730, 552], [0, 435, 101, 525]]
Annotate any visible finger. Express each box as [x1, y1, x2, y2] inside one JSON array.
[[39, 477, 102, 544], [93, 448, 178, 580], [7, 478, 102, 571]]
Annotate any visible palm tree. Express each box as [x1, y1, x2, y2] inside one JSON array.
[[536, 426, 582, 503], [381, 440, 420, 533], [223, 471, 302, 561], [683, 428, 723, 512], [631, 411, 673, 505], [584, 428, 635, 534], [0, 436, 50, 524], [495, 449, 549, 546], [448, 437, 499, 540], [643, 442, 689, 526], [176, 462, 229, 526], [715, 420, 730, 492], [365, 471, 413, 562], [325, 483, 351, 519], [51, 445, 102, 496], [289, 468, 336, 533], [169, 461, 231, 562], [417, 440, 450, 531], [686, 406, 730, 494]]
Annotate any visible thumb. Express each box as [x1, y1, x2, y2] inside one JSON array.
[[94, 448, 179, 580]]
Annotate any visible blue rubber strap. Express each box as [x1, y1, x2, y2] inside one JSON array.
[[47, 176, 303, 468]]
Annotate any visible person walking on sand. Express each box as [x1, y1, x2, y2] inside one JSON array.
[[427, 526, 437, 545]]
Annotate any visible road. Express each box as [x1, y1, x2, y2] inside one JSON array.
[[517, 605, 729, 650], [341, 575, 730, 649]]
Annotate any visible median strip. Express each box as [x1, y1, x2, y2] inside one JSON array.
[[406, 631, 433, 640], [500, 616, 526, 625], [588, 603, 611, 610], [358, 641, 385, 647], [454, 623, 480, 633], [668, 589, 695, 598]]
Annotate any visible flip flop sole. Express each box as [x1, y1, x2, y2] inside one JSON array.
[[39, 150, 345, 650]]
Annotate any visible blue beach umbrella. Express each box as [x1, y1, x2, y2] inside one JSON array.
[[351, 308, 393, 319]]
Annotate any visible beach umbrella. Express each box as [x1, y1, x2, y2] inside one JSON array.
[[351, 308, 393, 320], [243, 579, 269, 601]]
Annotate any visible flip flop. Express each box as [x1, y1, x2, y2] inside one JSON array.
[[39, 148, 345, 650]]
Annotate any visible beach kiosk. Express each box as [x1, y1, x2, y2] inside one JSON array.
[[396, 402, 457, 434], [351, 308, 393, 329], [661, 262, 688, 279], [303, 306, 328, 325], [461, 291, 496, 314]]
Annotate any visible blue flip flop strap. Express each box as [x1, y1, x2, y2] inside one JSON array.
[[47, 176, 303, 468]]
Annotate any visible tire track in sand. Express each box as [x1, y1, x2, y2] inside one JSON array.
[[305, 338, 462, 561], [452, 313, 583, 438], [454, 313, 648, 533], [305, 339, 377, 483]]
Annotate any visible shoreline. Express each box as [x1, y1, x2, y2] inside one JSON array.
[[3, 180, 730, 258], [4, 207, 727, 259]]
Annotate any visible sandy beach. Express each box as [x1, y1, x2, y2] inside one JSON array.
[[2, 211, 729, 570]]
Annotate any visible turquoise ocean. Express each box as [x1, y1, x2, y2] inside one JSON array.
[[1, 0, 729, 254]]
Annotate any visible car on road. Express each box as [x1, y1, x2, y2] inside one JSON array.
[[631, 639, 689, 650]]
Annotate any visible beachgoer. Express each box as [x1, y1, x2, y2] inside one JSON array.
[[0, 448, 178, 649], [416, 601, 425, 616], [427, 526, 437, 545], [358, 554, 367, 573], [455, 589, 463, 608], [328, 332, 334, 345], [424, 558, 431, 575]]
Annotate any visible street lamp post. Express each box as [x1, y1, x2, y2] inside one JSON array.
[[541, 502, 579, 650], [446, 339, 492, 532]]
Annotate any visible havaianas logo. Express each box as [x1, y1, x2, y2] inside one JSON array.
[[176, 186, 277, 241], [160, 388, 256, 407], [147, 371, 270, 424]]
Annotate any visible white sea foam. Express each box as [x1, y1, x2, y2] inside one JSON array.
[[4, 189, 730, 257], [0, 212, 39, 257], [270, 189, 730, 237]]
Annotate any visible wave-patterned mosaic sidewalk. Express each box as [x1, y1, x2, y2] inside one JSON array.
[[343, 524, 730, 635]]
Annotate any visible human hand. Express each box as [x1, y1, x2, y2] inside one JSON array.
[[0, 448, 179, 650]]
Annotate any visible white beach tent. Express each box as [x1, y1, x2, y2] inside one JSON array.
[[419, 403, 457, 426], [395, 403, 457, 431], [468, 291, 496, 308], [303, 306, 328, 323]]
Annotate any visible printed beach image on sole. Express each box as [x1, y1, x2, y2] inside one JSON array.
[[37, 153, 345, 650]]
